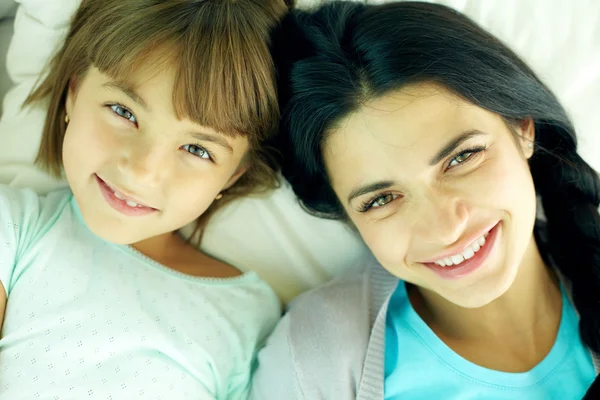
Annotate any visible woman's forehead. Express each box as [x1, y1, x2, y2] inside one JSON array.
[[326, 85, 479, 154], [322, 84, 505, 185]]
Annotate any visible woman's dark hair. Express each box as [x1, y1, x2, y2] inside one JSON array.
[[272, 1, 600, 396]]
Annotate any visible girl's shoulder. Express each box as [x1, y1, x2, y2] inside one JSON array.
[[0, 183, 71, 216], [0, 184, 72, 241], [0, 185, 72, 291]]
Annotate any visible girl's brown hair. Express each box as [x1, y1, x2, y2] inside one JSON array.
[[25, 0, 289, 236]]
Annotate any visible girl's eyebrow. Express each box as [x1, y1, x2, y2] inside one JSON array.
[[102, 80, 234, 153], [428, 130, 488, 166], [188, 132, 233, 153], [102, 81, 150, 112]]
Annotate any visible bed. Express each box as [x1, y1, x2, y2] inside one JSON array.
[[0, 0, 598, 303]]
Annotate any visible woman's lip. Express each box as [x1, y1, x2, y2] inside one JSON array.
[[423, 222, 500, 280], [419, 222, 499, 264]]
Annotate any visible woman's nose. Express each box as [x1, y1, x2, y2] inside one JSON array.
[[412, 189, 469, 246]]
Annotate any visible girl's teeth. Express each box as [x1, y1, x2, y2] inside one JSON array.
[[472, 242, 481, 252], [444, 257, 453, 266], [477, 236, 486, 247], [110, 187, 145, 208]]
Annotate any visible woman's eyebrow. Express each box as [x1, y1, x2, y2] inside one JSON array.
[[347, 131, 489, 205], [347, 181, 395, 205], [428, 130, 488, 166]]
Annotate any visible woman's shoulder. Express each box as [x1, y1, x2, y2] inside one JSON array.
[[287, 256, 395, 322], [251, 257, 396, 399]]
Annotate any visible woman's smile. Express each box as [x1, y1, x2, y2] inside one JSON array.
[[420, 222, 500, 280]]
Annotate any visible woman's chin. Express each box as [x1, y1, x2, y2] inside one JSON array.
[[439, 263, 519, 309]]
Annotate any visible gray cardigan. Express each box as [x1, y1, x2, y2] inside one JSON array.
[[249, 259, 600, 400]]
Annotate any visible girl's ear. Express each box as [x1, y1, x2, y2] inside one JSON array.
[[223, 164, 249, 191], [65, 77, 78, 118], [518, 118, 535, 159]]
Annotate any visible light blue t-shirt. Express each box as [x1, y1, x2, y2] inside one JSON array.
[[0, 186, 281, 400], [384, 281, 595, 399]]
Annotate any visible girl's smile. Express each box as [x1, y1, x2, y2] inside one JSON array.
[[63, 67, 249, 245], [95, 174, 158, 217]]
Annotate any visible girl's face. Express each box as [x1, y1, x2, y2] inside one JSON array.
[[63, 66, 250, 245], [323, 83, 538, 308]]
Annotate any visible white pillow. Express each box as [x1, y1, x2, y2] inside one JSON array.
[[0, 2, 16, 20], [0, 18, 13, 115], [0, 0, 598, 303], [369, 0, 600, 172]]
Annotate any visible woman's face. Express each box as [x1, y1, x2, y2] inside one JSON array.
[[323, 83, 538, 308]]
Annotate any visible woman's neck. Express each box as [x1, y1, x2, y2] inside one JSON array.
[[409, 234, 563, 371]]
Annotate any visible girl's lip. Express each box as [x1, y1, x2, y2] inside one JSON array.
[[96, 175, 158, 217], [95, 174, 154, 209], [422, 222, 500, 280]]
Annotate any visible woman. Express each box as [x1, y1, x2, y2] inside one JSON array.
[[251, 1, 600, 399]]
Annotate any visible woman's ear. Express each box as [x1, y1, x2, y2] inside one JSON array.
[[518, 118, 535, 159]]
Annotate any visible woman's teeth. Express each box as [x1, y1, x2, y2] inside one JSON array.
[[434, 232, 489, 267]]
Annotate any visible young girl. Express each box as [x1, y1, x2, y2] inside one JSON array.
[[252, 2, 600, 399], [0, 0, 288, 398]]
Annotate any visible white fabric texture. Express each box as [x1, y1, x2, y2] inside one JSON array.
[[0, 185, 280, 400], [0, 0, 598, 303], [0, 0, 369, 304], [0, 0, 16, 20]]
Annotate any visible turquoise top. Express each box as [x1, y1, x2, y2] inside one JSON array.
[[0, 185, 280, 399], [384, 281, 595, 399]]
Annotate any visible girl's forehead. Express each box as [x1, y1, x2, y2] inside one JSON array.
[[88, 67, 245, 143]]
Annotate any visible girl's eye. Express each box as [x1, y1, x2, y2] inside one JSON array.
[[182, 144, 211, 160], [110, 104, 137, 124], [360, 193, 400, 212]]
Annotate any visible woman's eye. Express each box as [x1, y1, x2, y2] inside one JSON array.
[[361, 193, 400, 212], [182, 144, 211, 160], [448, 151, 474, 168], [110, 104, 137, 124]]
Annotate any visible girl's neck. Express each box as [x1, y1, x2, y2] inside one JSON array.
[[132, 231, 182, 261], [131, 231, 242, 278]]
